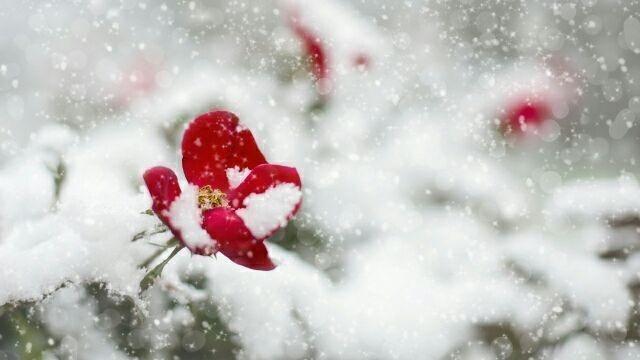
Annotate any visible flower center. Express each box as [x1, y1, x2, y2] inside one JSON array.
[[197, 185, 228, 210]]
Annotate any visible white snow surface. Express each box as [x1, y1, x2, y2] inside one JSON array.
[[505, 234, 631, 332], [547, 176, 640, 223]]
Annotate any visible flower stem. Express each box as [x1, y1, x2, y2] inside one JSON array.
[[139, 244, 184, 294], [138, 237, 179, 268]]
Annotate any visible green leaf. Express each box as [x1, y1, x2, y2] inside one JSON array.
[[139, 245, 184, 294]]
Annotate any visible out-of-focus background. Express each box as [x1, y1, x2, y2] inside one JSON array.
[[2, 0, 640, 358]]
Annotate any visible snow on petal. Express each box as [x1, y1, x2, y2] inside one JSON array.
[[166, 184, 216, 254], [226, 166, 251, 189], [236, 183, 302, 239]]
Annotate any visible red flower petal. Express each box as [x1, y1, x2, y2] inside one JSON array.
[[288, 13, 329, 87], [203, 208, 276, 271], [203, 207, 254, 251], [226, 164, 302, 241], [143, 166, 181, 225], [294, 24, 328, 82], [225, 242, 276, 271], [228, 164, 302, 209], [181, 110, 267, 189], [143, 166, 197, 250]]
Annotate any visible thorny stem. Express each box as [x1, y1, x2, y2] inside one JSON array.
[[139, 244, 184, 294]]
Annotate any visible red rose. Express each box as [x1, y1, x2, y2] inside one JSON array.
[[143, 111, 302, 271]]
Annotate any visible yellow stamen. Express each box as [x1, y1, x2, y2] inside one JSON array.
[[197, 185, 228, 210]]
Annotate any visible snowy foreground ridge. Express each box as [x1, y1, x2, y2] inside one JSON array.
[[2, 0, 640, 358]]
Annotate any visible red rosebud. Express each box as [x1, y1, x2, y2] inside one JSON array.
[[288, 13, 330, 94], [353, 53, 370, 70], [501, 98, 552, 135]]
